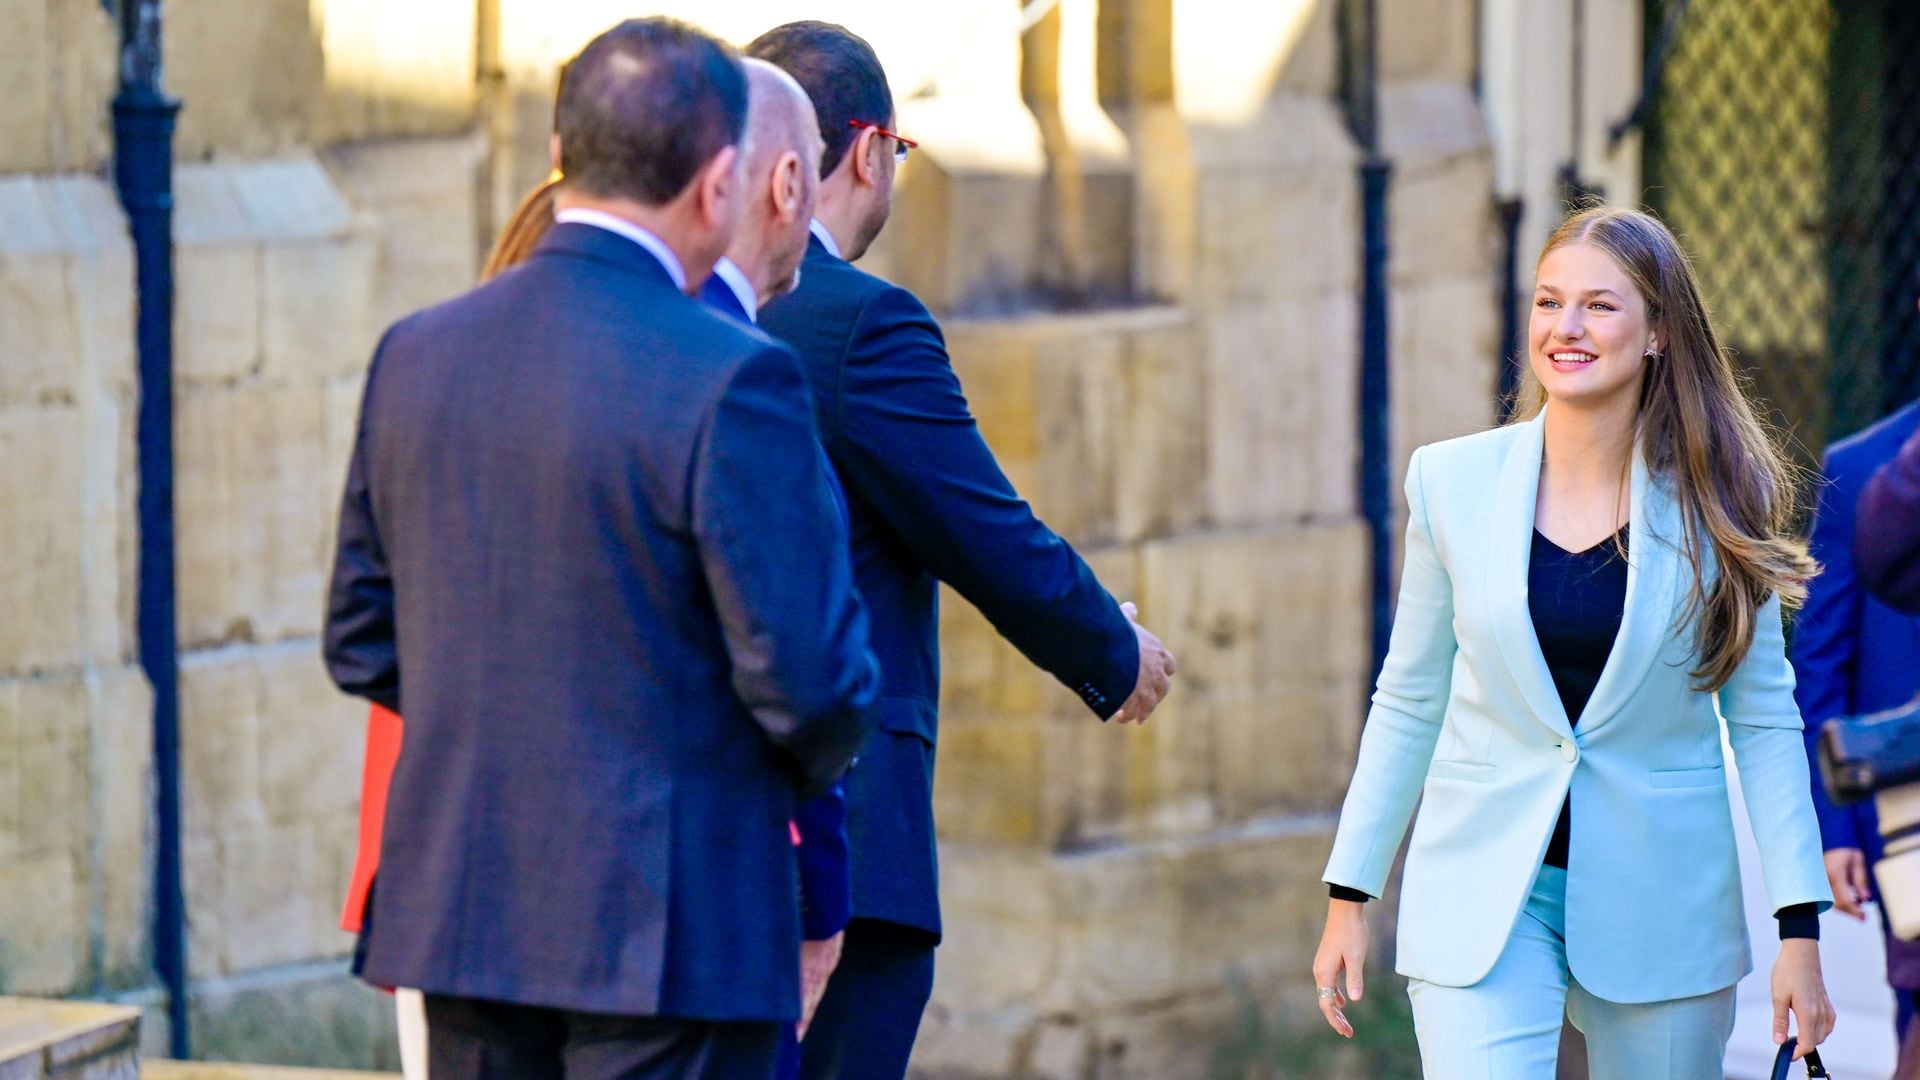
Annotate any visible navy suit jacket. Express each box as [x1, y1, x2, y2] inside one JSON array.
[[324, 222, 880, 1019], [758, 236, 1139, 937], [1858, 411, 1920, 613], [1794, 401, 1920, 868], [701, 272, 852, 942]]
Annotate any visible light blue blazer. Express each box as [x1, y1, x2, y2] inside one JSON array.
[[1323, 411, 1832, 1005]]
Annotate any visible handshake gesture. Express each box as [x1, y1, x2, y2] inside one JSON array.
[[1114, 601, 1178, 724]]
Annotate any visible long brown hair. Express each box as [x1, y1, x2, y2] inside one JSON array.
[[481, 176, 561, 281], [1513, 205, 1816, 691]]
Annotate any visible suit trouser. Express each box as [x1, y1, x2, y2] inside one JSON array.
[[1406, 865, 1736, 1080], [797, 918, 938, 1080], [423, 994, 781, 1080]]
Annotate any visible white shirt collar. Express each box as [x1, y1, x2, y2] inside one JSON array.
[[809, 218, 843, 260], [709, 257, 758, 322], [553, 209, 688, 292]]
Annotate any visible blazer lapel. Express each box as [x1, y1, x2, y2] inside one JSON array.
[[1488, 412, 1576, 739], [1578, 451, 1684, 735]]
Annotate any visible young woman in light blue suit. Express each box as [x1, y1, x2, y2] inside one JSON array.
[[1314, 205, 1836, 1077]]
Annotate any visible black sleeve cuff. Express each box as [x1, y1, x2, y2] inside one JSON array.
[[1329, 884, 1373, 903], [1776, 902, 1820, 941]]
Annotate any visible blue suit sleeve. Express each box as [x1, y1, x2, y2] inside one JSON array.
[[692, 343, 882, 797], [324, 342, 402, 715], [1791, 452, 1864, 852], [833, 285, 1139, 717], [794, 780, 851, 940], [1858, 425, 1920, 613]]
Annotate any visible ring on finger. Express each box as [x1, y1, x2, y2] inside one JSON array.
[[1316, 987, 1340, 1000]]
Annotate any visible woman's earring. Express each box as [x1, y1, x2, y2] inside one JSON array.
[[1644, 347, 1660, 359]]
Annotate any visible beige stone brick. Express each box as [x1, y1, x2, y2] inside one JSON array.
[[886, 160, 1046, 315], [1114, 316, 1208, 540], [179, 647, 362, 974], [11, 676, 91, 861], [1384, 93, 1499, 288], [0, 1, 114, 174], [0, 177, 81, 409], [314, 0, 480, 143], [948, 309, 1205, 548], [230, 158, 353, 241], [180, 652, 266, 837], [0, 851, 84, 994], [0, 407, 87, 675], [255, 647, 362, 826], [323, 138, 484, 330], [174, 382, 329, 648], [49, 176, 138, 398], [261, 234, 378, 384], [1205, 290, 1360, 527], [1190, 130, 1360, 308], [90, 665, 154, 983], [175, 166, 264, 384], [1139, 525, 1368, 820], [1391, 272, 1500, 487], [164, 0, 326, 160], [1380, 0, 1478, 84], [217, 818, 335, 973]]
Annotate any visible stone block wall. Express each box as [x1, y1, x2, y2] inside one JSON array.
[[0, 0, 1502, 1073]]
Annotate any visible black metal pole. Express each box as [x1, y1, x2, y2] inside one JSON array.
[[111, 0, 189, 1059], [1359, 155, 1392, 684], [1496, 197, 1525, 420], [1340, 0, 1393, 683]]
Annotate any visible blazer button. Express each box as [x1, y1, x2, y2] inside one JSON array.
[[1559, 742, 1578, 763]]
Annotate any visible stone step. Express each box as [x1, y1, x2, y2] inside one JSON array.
[[143, 1063, 400, 1080], [0, 996, 142, 1079]]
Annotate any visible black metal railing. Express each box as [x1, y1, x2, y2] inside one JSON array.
[[1641, 0, 1920, 455]]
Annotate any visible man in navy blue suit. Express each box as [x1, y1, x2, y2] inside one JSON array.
[[748, 21, 1180, 1079], [696, 59, 851, 1080], [1794, 396, 1920, 1039], [324, 20, 879, 1079]]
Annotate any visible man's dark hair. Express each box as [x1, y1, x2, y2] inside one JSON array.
[[745, 21, 893, 180], [555, 18, 747, 205]]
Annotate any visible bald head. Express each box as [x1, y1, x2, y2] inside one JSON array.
[[741, 58, 821, 175], [726, 58, 823, 305]]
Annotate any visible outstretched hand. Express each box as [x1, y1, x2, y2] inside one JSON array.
[[1114, 602, 1176, 724]]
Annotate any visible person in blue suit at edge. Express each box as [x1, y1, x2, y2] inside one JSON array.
[[1312, 205, 1835, 1077], [1793, 386, 1920, 1045], [747, 21, 1182, 1080], [697, 59, 856, 1080], [323, 19, 880, 1078]]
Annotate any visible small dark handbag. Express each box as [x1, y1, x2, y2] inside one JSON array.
[[1770, 1037, 1830, 1079]]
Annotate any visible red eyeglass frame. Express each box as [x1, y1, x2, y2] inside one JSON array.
[[848, 119, 919, 156]]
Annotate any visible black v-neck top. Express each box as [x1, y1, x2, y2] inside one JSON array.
[[1329, 522, 1817, 940], [1529, 526, 1630, 869]]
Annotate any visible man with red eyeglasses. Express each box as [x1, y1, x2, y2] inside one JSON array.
[[751, 20, 1178, 1080]]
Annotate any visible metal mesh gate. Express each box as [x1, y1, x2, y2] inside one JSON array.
[[1642, 0, 1920, 453]]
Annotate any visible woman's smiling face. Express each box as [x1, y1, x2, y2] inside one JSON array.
[[1529, 241, 1660, 410]]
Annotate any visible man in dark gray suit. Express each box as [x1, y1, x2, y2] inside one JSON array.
[[323, 18, 879, 1079]]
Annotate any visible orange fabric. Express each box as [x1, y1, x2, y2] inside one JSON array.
[[341, 704, 405, 933]]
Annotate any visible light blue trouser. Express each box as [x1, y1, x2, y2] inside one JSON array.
[[1406, 865, 1737, 1080]]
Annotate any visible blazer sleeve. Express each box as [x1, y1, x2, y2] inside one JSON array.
[[692, 342, 882, 798], [1790, 453, 1865, 852], [323, 342, 402, 715], [1857, 424, 1920, 613], [1323, 447, 1457, 897], [1720, 591, 1835, 915], [833, 285, 1138, 717], [794, 780, 851, 941]]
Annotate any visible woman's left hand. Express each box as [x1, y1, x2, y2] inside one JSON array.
[[1772, 938, 1836, 1060]]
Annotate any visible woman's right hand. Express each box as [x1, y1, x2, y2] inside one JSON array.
[[1313, 898, 1369, 1038]]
